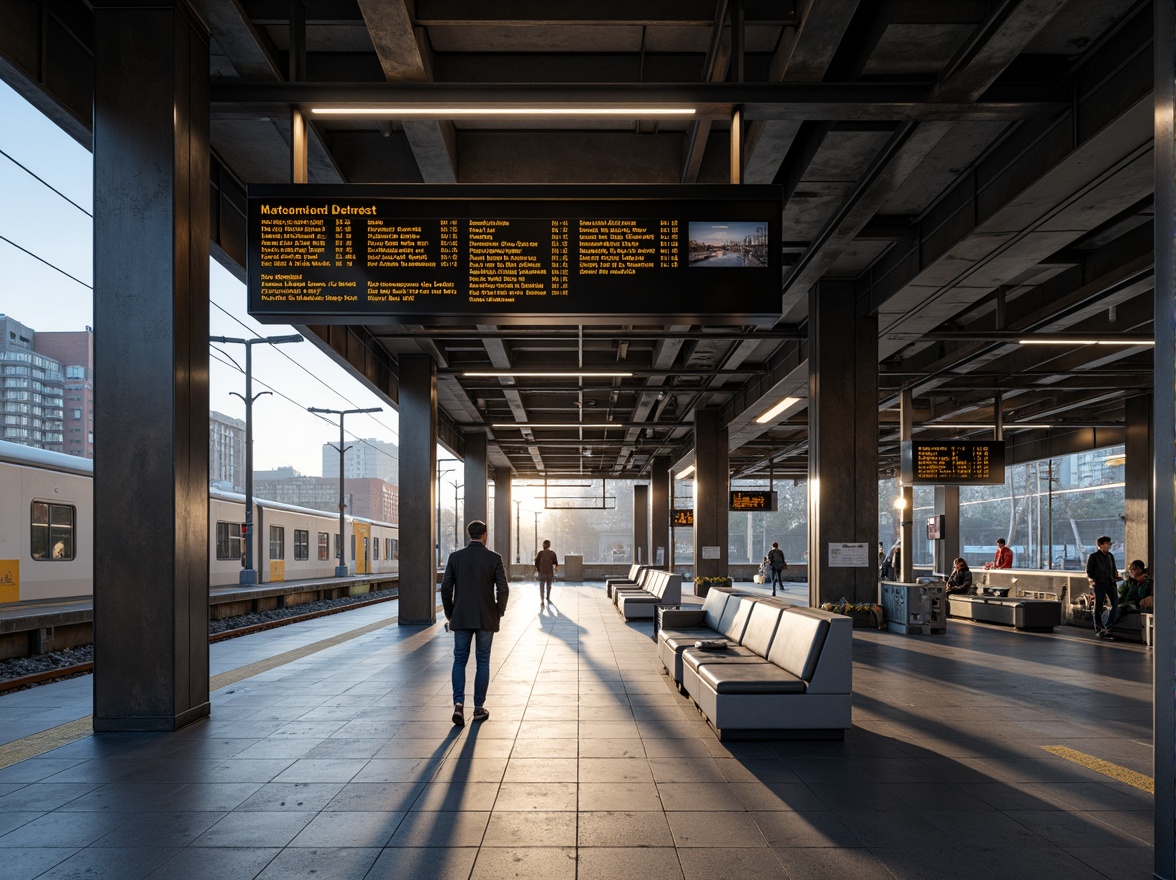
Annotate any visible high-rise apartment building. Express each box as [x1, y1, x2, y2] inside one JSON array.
[[0, 315, 67, 452], [322, 437, 399, 484], [209, 411, 246, 491], [34, 328, 94, 458]]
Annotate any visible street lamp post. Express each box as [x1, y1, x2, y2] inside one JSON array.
[[514, 499, 522, 564], [451, 479, 463, 554], [308, 406, 382, 577], [210, 333, 303, 585], [437, 465, 454, 566]]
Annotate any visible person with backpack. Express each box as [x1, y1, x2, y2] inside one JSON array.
[[767, 542, 787, 596]]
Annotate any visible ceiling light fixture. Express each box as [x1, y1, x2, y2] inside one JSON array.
[[676, 465, 696, 479], [931, 423, 1053, 429], [491, 423, 621, 429], [462, 371, 633, 378], [310, 107, 696, 118], [755, 396, 801, 425], [1017, 338, 1154, 346]]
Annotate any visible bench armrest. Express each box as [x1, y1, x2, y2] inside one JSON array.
[[659, 608, 706, 628]]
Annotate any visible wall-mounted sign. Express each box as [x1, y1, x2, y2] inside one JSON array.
[[247, 184, 782, 325], [672, 509, 694, 527], [828, 543, 869, 567], [900, 440, 1006, 485], [730, 490, 777, 511], [927, 514, 946, 540]]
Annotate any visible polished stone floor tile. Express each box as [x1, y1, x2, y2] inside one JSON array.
[[254, 845, 381, 879], [287, 810, 404, 847], [577, 846, 684, 880], [469, 845, 577, 880], [365, 845, 478, 880], [386, 809, 490, 847]]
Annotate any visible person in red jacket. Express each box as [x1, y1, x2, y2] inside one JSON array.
[[984, 538, 1013, 570]]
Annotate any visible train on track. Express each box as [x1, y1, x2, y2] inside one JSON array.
[[0, 439, 398, 605]]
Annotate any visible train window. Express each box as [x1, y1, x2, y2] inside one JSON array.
[[269, 525, 285, 560], [318, 532, 329, 561], [215, 522, 242, 560], [373, 538, 379, 561], [294, 529, 309, 561], [30, 501, 75, 561], [392, 538, 399, 561], [350, 534, 356, 561], [335, 534, 341, 561]]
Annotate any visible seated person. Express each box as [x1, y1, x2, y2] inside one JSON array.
[[983, 538, 1013, 570], [756, 555, 770, 584], [1117, 560, 1153, 615], [945, 557, 973, 594]]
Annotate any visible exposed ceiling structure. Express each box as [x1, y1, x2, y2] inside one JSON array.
[[1, 0, 1156, 481]]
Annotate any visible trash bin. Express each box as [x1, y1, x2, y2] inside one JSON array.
[[563, 554, 583, 581]]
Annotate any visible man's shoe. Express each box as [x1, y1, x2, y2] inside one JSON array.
[[472, 707, 489, 722], [452, 703, 465, 727]]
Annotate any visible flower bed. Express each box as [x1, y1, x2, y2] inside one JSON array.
[[820, 601, 884, 629]]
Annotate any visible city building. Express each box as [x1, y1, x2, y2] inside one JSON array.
[[33, 327, 94, 459], [253, 473, 399, 525], [0, 315, 66, 452], [322, 437, 398, 484], [209, 410, 245, 491]]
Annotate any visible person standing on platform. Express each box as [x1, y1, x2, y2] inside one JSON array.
[[984, 538, 1013, 570], [767, 542, 787, 596], [534, 539, 558, 607], [1086, 535, 1120, 639], [441, 520, 509, 726]]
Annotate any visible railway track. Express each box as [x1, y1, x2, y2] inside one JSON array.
[[0, 589, 399, 695]]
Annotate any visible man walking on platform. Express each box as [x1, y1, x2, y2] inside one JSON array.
[[535, 539, 558, 607], [1086, 535, 1120, 640], [441, 520, 509, 726], [767, 542, 787, 597]]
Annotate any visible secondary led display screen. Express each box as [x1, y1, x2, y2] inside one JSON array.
[[729, 490, 777, 511], [247, 184, 782, 324], [900, 440, 1006, 485]]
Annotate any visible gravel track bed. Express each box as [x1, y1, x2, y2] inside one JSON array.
[[0, 588, 398, 684]]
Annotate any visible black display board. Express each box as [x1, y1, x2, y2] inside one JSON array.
[[729, 490, 777, 511], [247, 184, 782, 324], [900, 440, 1006, 485], [672, 509, 695, 527]]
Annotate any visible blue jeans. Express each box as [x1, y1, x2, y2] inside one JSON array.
[[1093, 582, 1120, 632], [452, 629, 493, 708]]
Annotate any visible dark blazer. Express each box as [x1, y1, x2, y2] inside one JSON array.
[[441, 539, 509, 632]]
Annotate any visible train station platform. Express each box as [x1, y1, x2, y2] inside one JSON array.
[[0, 581, 1153, 879]]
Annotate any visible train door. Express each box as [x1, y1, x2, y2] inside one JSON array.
[[354, 521, 370, 574]]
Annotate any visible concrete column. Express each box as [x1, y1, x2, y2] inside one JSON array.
[[897, 390, 916, 583], [464, 431, 488, 526], [807, 279, 878, 606], [1123, 394, 1152, 565], [692, 408, 728, 580], [1153, 4, 1175, 871], [92, 0, 210, 732], [493, 469, 512, 565], [633, 484, 650, 565], [934, 485, 960, 575], [398, 355, 437, 625], [650, 457, 670, 567]]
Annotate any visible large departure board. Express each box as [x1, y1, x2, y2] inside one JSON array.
[[900, 441, 1006, 485], [247, 184, 782, 324]]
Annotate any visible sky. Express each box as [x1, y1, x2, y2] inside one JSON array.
[[0, 79, 416, 477]]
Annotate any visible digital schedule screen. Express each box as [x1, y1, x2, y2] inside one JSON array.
[[730, 490, 777, 512], [900, 441, 1006, 485], [672, 509, 695, 527], [246, 184, 782, 324]]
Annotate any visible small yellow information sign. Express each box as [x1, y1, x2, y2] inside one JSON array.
[[0, 559, 19, 603], [269, 560, 286, 583]]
